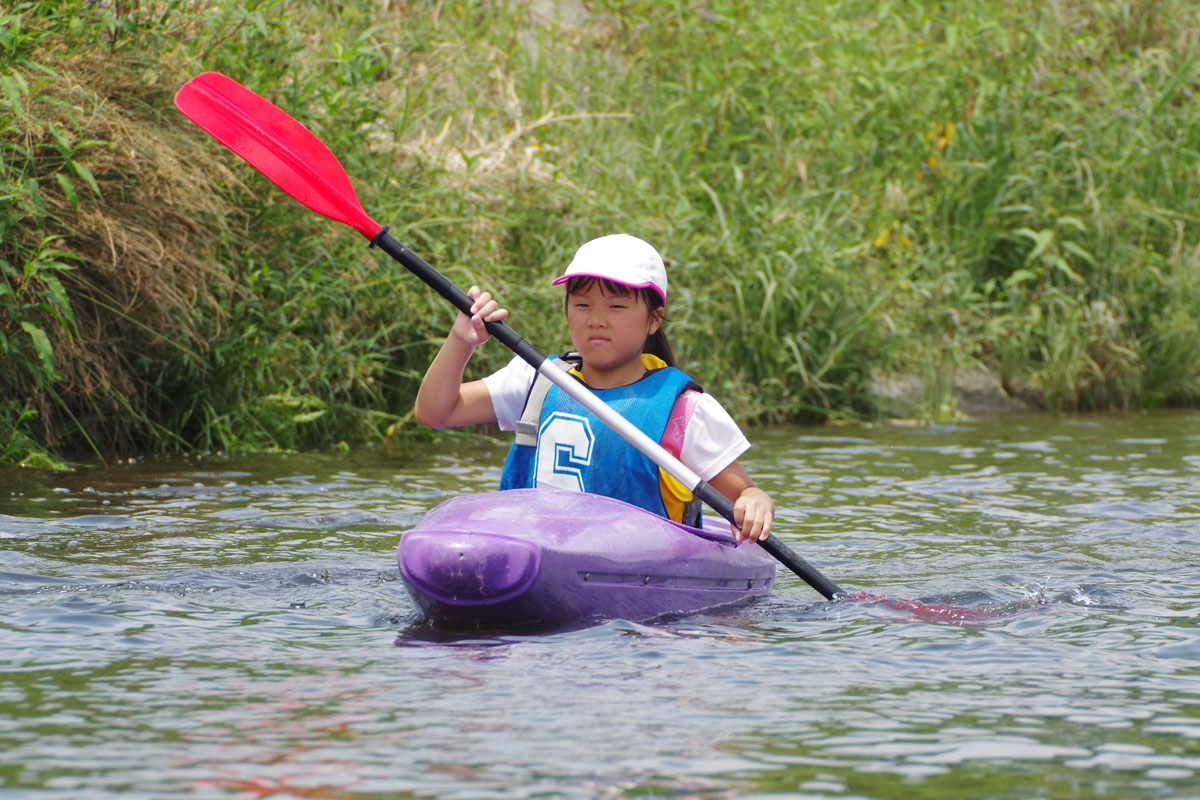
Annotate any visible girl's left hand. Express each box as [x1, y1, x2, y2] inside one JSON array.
[[733, 486, 774, 544]]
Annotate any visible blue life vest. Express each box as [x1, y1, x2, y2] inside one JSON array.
[[499, 356, 698, 523]]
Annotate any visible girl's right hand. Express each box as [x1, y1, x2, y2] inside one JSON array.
[[452, 286, 509, 349]]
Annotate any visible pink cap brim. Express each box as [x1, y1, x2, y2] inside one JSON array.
[[551, 272, 666, 303]]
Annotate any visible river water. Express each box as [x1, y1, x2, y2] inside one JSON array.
[[1, 412, 1198, 799]]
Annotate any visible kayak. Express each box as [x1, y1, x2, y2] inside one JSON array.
[[397, 488, 776, 628]]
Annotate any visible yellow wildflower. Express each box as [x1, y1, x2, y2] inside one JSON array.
[[936, 122, 955, 151]]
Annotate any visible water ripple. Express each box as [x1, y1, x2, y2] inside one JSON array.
[[2, 413, 1200, 798]]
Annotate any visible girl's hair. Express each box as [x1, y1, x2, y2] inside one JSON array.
[[564, 276, 676, 367]]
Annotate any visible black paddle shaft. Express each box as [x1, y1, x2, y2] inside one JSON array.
[[696, 482, 845, 598], [371, 226, 847, 601], [371, 227, 545, 369]]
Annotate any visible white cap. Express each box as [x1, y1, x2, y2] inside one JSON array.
[[551, 234, 667, 303]]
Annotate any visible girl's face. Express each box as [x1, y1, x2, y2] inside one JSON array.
[[566, 280, 662, 388]]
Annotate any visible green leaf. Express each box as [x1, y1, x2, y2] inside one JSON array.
[[38, 273, 74, 323], [48, 122, 72, 157], [1056, 215, 1087, 234], [19, 321, 58, 377], [1151, 52, 1198, 117], [55, 172, 78, 210], [23, 177, 45, 220], [1060, 240, 1095, 265], [0, 73, 24, 119], [250, 10, 269, 37], [1050, 256, 1085, 285], [1004, 268, 1040, 288], [19, 450, 73, 471], [69, 160, 101, 197], [1014, 227, 1055, 264]]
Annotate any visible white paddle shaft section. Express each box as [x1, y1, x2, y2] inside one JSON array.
[[536, 359, 704, 491]]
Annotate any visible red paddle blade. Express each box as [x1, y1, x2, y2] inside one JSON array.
[[174, 72, 380, 240], [848, 591, 1036, 624]]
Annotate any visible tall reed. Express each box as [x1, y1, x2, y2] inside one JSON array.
[[3, 0, 1199, 464]]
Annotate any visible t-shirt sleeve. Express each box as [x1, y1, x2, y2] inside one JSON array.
[[480, 355, 537, 432], [679, 393, 751, 481]]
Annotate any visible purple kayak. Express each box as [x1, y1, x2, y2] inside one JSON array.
[[397, 488, 776, 627]]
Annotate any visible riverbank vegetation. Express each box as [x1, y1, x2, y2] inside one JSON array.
[[3, 0, 1199, 464]]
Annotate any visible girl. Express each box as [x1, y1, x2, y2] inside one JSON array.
[[414, 234, 774, 544]]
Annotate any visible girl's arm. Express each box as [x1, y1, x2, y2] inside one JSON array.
[[708, 461, 774, 544], [673, 393, 774, 544], [414, 287, 509, 429]]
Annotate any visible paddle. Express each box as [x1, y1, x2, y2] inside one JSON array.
[[174, 71, 845, 600], [174, 72, 1019, 620]]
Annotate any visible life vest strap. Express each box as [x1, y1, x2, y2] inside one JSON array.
[[514, 353, 582, 446]]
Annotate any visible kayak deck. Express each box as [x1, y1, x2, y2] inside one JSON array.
[[398, 488, 775, 628]]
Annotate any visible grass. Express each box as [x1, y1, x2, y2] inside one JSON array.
[[2, 0, 1199, 464]]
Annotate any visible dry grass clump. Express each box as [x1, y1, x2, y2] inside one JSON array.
[[368, 43, 617, 185], [357, 37, 629, 261], [4, 46, 245, 451]]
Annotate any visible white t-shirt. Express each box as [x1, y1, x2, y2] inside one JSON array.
[[481, 355, 750, 482]]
